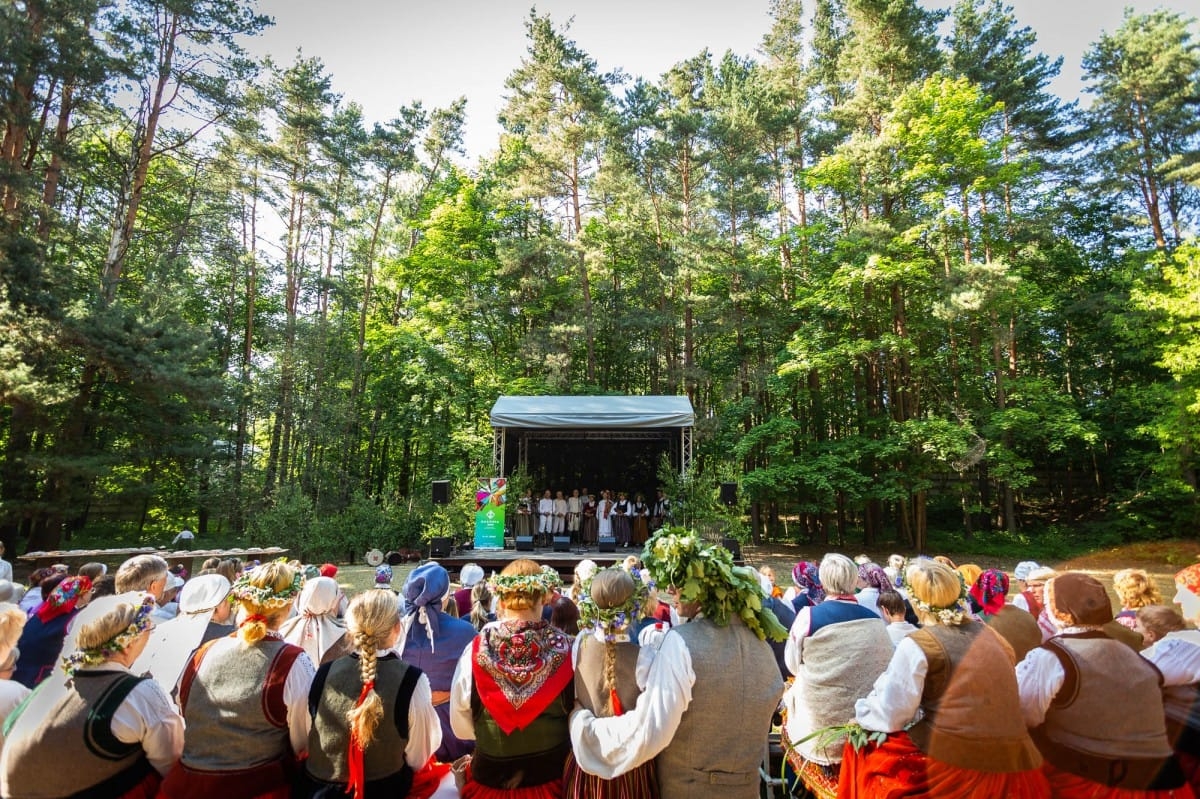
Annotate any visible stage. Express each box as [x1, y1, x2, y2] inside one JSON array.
[[435, 544, 637, 581]]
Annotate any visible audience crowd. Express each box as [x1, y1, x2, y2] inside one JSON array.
[[0, 534, 1198, 799]]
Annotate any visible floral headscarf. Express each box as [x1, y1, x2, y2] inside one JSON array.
[[969, 569, 1009, 617], [374, 564, 393, 588], [35, 576, 92, 623], [859, 563, 896, 594], [791, 561, 825, 603], [1176, 564, 1200, 598]]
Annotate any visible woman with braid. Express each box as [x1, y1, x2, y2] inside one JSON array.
[[158, 561, 316, 799], [450, 558, 574, 799], [302, 590, 447, 799], [563, 567, 658, 799]]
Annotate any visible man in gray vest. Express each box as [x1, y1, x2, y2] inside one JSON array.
[[568, 531, 785, 799]]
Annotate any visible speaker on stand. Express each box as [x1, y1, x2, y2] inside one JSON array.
[[719, 482, 737, 506], [432, 480, 450, 505]]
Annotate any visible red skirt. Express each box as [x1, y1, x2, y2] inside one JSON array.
[[1043, 761, 1197, 799], [837, 732, 1050, 799], [460, 759, 563, 799], [155, 759, 293, 799], [117, 770, 163, 799]]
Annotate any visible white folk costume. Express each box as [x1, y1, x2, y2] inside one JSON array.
[[553, 495, 568, 535], [566, 493, 582, 539], [570, 533, 784, 799], [537, 494, 554, 539], [597, 497, 614, 538]]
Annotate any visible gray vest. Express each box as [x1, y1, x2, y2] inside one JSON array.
[[2, 671, 152, 799], [574, 636, 641, 717], [656, 617, 784, 799], [305, 656, 416, 786], [180, 637, 302, 769]]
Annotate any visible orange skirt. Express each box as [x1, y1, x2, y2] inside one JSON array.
[[837, 732, 1050, 799], [1043, 761, 1197, 799]]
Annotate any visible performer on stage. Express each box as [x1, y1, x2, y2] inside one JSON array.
[[597, 491, 614, 541], [650, 490, 670, 531], [567, 489, 582, 544], [553, 491, 568, 537], [537, 490, 554, 547], [582, 491, 598, 546], [516, 490, 534, 538], [611, 492, 632, 548], [631, 493, 650, 546]]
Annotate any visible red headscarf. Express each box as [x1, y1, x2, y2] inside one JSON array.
[[35, 575, 92, 623]]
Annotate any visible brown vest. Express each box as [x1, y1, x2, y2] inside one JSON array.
[[656, 617, 784, 799], [574, 635, 641, 718], [1033, 632, 1179, 788], [909, 622, 1042, 773], [2, 671, 154, 799], [985, 605, 1043, 664]]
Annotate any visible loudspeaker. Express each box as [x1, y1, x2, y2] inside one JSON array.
[[432, 480, 450, 505], [515, 536, 535, 551], [719, 482, 737, 505], [430, 537, 452, 558], [552, 536, 571, 552], [721, 536, 742, 561], [598, 537, 616, 553]]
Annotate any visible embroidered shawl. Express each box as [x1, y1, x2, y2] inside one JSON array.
[[472, 619, 573, 735]]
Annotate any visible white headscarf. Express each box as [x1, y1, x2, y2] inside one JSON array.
[[133, 575, 232, 694], [278, 576, 346, 665]]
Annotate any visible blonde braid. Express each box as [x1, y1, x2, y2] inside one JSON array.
[[602, 639, 618, 712], [344, 590, 397, 749]]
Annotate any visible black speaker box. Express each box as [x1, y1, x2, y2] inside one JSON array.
[[719, 482, 737, 505], [385, 550, 404, 565], [432, 480, 450, 505], [721, 536, 743, 561], [598, 537, 616, 553], [429, 537, 452, 558], [552, 536, 571, 552], [515, 536, 535, 551]]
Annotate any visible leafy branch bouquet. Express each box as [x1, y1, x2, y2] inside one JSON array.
[[641, 527, 788, 642]]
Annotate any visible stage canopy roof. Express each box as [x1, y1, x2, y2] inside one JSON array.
[[490, 395, 694, 429]]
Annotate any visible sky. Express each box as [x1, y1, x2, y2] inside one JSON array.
[[248, 0, 1188, 164]]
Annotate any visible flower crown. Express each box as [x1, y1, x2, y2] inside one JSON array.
[[540, 565, 563, 590], [578, 567, 652, 643], [230, 563, 303, 609], [903, 568, 969, 626], [490, 569, 556, 597], [62, 595, 156, 675]]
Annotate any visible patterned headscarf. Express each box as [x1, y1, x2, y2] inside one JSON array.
[[969, 569, 1010, 617], [791, 561, 824, 603], [859, 563, 896, 594], [35, 576, 92, 623], [374, 564, 393, 588], [1176, 564, 1200, 598]]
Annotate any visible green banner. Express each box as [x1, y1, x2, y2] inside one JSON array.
[[474, 478, 507, 549]]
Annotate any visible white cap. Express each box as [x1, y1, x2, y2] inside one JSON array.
[[1014, 561, 1041, 582], [178, 574, 231, 613], [459, 563, 485, 587]]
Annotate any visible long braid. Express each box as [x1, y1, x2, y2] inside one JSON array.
[[602, 639, 618, 712], [345, 594, 395, 750]]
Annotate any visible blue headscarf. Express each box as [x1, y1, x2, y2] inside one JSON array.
[[400, 562, 450, 651]]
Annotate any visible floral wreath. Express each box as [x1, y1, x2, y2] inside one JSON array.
[[540, 565, 563, 590], [62, 594, 156, 675], [903, 569, 969, 626], [229, 562, 303, 609], [489, 569, 556, 597], [578, 567, 653, 643]]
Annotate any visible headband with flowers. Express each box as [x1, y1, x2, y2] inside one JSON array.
[[229, 563, 303, 609], [903, 568, 969, 626], [578, 567, 652, 644], [62, 594, 156, 675], [489, 570, 556, 597], [540, 565, 564, 591]]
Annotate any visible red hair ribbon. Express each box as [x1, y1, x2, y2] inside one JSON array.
[[346, 680, 376, 799], [610, 688, 624, 716], [239, 613, 268, 627]]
